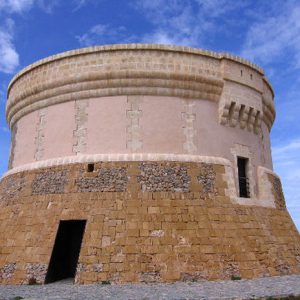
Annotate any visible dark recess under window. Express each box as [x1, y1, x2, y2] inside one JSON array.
[[237, 157, 250, 198]]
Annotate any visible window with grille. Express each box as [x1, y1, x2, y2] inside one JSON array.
[[237, 157, 250, 198]]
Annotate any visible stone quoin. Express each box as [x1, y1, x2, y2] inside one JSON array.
[[0, 44, 299, 284]]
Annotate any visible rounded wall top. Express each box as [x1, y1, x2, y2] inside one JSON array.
[[6, 43, 275, 129], [8, 44, 266, 91]]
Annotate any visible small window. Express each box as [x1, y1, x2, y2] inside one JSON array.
[[250, 74, 253, 80], [237, 157, 250, 198], [240, 70, 243, 77], [87, 163, 95, 173]]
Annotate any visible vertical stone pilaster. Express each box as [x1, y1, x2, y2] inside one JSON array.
[[182, 100, 197, 154], [34, 109, 46, 161], [126, 96, 143, 152], [8, 124, 18, 169], [73, 100, 89, 155]]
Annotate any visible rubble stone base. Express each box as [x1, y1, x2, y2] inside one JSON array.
[[0, 161, 299, 284]]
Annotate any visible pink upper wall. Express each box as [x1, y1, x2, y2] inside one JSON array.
[[43, 102, 75, 159], [10, 95, 272, 172], [87, 96, 127, 154], [141, 97, 185, 154], [13, 111, 37, 168]]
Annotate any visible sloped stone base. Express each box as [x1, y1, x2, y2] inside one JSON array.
[[0, 161, 299, 284]]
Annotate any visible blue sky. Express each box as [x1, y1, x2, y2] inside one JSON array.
[[0, 0, 299, 231]]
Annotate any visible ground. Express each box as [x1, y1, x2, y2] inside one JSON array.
[[0, 274, 300, 300]]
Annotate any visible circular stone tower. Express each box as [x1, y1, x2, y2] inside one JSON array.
[[0, 44, 299, 284]]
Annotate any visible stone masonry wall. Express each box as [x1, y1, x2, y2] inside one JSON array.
[[0, 161, 299, 285], [0, 173, 25, 206], [197, 163, 217, 195], [268, 173, 286, 209], [32, 170, 68, 195], [138, 162, 190, 192], [76, 167, 128, 192]]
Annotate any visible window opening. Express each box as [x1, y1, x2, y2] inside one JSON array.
[[237, 157, 250, 198], [87, 163, 95, 172]]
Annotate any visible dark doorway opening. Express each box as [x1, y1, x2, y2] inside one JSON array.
[[45, 220, 86, 284]]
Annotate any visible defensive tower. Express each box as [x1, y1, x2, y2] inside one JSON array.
[[0, 44, 299, 284]]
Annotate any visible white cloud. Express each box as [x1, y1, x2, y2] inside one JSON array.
[[141, 31, 179, 45], [73, 0, 86, 11], [76, 24, 137, 46], [195, 0, 243, 18], [0, 19, 19, 74], [0, 0, 61, 14], [133, 0, 246, 47], [1, 126, 9, 133], [134, 0, 201, 46], [36, 0, 59, 13], [273, 139, 300, 157], [241, 2, 300, 68], [0, 0, 34, 13]]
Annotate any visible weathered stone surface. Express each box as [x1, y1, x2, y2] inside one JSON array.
[[139, 272, 161, 283], [222, 262, 241, 280], [180, 272, 208, 282], [76, 167, 128, 192], [73, 100, 89, 154], [34, 109, 46, 161], [0, 263, 16, 281], [8, 124, 17, 169], [25, 263, 47, 284], [32, 170, 68, 194], [0, 175, 25, 204], [268, 174, 286, 209], [92, 263, 103, 273], [275, 263, 291, 275], [75, 263, 104, 283], [138, 162, 190, 192], [0, 161, 299, 285], [197, 163, 217, 194]]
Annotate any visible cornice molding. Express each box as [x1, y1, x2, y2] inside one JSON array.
[[6, 44, 275, 129], [6, 70, 224, 128], [2, 153, 231, 178]]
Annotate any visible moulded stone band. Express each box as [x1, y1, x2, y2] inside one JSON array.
[[6, 71, 224, 127], [8, 86, 223, 128], [7, 70, 224, 112], [8, 44, 265, 92], [6, 44, 276, 130], [2, 153, 232, 178]]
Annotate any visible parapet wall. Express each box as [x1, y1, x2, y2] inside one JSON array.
[[6, 44, 274, 129], [6, 44, 275, 180]]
